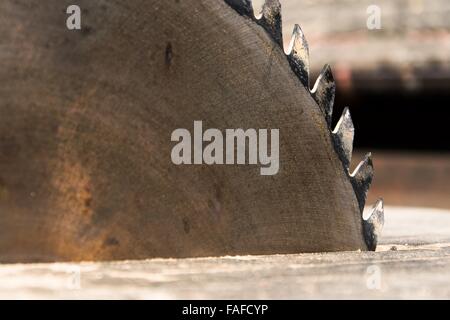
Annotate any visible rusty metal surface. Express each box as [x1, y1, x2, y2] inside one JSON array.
[[0, 0, 379, 262]]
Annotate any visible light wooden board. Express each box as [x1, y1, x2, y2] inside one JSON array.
[[0, 206, 449, 299]]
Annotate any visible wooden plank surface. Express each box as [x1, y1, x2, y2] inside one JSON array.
[[0, 206, 449, 299]]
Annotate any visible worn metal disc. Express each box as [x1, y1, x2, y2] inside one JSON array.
[[0, 0, 380, 262]]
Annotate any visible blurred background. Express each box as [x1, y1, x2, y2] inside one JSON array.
[[253, 0, 450, 209]]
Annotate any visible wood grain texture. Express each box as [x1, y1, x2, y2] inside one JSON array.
[[0, 0, 367, 262], [0, 207, 448, 299]]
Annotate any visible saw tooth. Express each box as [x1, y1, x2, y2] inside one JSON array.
[[350, 153, 374, 213], [287, 24, 310, 88], [311, 64, 335, 126], [363, 199, 384, 251], [332, 107, 354, 169], [224, 0, 254, 17], [257, 0, 283, 47]]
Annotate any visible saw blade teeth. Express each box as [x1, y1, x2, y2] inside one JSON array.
[[224, 0, 382, 250], [363, 198, 384, 251], [311, 64, 335, 126], [257, 0, 283, 47], [350, 153, 374, 213], [287, 24, 310, 88], [332, 107, 354, 169], [224, 0, 254, 17]]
